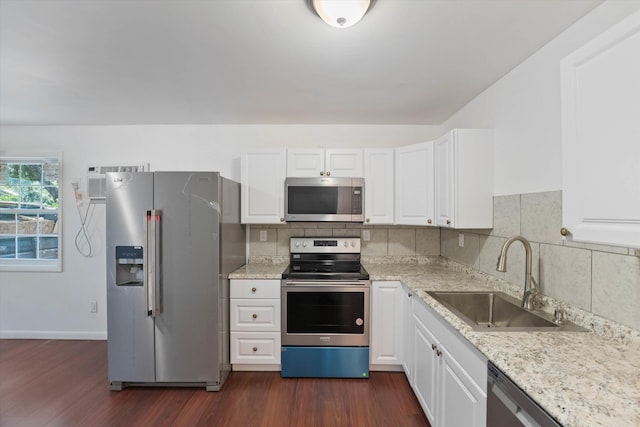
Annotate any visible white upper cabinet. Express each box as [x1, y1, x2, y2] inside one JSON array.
[[395, 141, 435, 226], [363, 148, 394, 224], [241, 149, 286, 224], [561, 10, 640, 249], [434, 129, 494, 229], [287, 148, 363, 177]]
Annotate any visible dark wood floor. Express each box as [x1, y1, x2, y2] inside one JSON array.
[[0, 340, 430, 427]]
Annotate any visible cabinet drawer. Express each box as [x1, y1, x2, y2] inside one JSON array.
[[231, 332, 281, 364], [230, 280, 281, 299], [230, 299, 281, 331]]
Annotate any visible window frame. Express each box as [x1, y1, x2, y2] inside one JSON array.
[[0, 154, 63, 272]]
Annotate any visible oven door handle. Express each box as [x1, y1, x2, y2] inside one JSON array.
[[283, 281, 369, 286]]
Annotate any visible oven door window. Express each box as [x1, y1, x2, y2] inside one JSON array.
[[286, 291, 364, 334]]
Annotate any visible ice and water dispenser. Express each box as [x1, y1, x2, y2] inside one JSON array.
[[115, 246, 144, 286]]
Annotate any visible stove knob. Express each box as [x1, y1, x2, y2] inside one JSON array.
[[350, 241, 356, 247], [302, 241, 308, 248], [343, 241, 349, 247], [295, 242, 301, 248]]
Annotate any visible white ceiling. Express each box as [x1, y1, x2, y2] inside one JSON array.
[[0, 0, 602, 126]]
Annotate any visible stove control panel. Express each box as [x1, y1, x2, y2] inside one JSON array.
[[290, 237, 361, 253]]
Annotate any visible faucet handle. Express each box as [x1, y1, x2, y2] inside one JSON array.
[[554, 308, 567, 324]]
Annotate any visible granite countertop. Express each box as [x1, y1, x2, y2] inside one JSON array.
[[229, 257, 640, 427]]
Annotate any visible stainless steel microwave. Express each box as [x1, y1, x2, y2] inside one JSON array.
[[284, 177, 364, 222]]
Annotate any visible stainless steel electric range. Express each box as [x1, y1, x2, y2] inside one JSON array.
[[281, 237, 370, 378]]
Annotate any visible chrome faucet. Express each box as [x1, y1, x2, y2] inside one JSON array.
[[496, 236, 539, 310]]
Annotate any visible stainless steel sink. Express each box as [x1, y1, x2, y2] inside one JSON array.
[[426, 291, 586, 332]]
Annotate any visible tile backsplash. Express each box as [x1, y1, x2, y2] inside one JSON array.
[[247, 190, 640, 330], [443, 190, 640, 330], [248, 223, 441, 259]]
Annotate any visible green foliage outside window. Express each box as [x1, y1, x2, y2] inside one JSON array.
[[0, 158, 61, 266]]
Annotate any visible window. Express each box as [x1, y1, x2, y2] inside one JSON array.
[[0, 156, 62, 272]]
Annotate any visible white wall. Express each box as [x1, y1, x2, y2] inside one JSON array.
[[0, 124, 437, 338], [438, 0, 640, 196]]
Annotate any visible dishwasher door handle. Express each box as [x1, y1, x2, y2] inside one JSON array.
[[490, 381, 539, 426]]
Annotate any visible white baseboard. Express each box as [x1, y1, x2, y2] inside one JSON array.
[[232, 364, 281, 371], [0, 330, 107, 340]]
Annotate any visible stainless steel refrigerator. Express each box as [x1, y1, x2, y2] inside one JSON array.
[[106, 171, 245, 391]]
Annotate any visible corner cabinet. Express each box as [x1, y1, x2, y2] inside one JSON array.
[[370, 281, 403, 370], [561, 10, 640, 249], [434, 129, 493, 229], [363, 148, 395, 224], [230, 279, 281, 371], [395, 141, 435, 226], [286, 148, 363, 177], [410, 296, 487, 427], [241, 149, 286, 224]]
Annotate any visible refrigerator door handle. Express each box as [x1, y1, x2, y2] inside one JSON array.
[[150, 209, 162, 317], [144, 210, 153, 316]]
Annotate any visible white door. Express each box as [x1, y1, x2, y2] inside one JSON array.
[[241, 149, 286, 224], [370, 281, 403, 366], [402, 286, 414, 382], [286, 149, 325, 177], [325, 149, 364, 177], [439, 349, 486, 427], [435, 132, 455, 227], [364, 148, 394, 224], [561, 10, 640, 248], [395, 141, 435, 225], [413, 309, 439, 425]]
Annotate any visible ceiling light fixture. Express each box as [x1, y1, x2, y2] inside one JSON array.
[[307, 0, 375, 29]]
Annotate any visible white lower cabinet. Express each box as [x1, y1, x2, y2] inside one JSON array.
[[370, 281, 403, 370], [230, 279, 281, 370], [409, 295, 487, 427], [401, 284, 414, 381]]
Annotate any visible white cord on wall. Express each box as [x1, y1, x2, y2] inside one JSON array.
[[72, 181, 95, 257]]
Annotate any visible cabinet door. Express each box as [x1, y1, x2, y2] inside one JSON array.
[[434, 129, 493, 229], [364, 148, 394, 224], [401, 286, 414, 381], [370, 281, 403, 366], [434, 133, 455, 227], [286, 149, 325, 177], [395, 141, 435, 226], [325, 149, 364, 177], [439, 348, 486, 427], [241, 149, 286, 224], [561, 11, 640, 248], [413, 310, 439, 425]]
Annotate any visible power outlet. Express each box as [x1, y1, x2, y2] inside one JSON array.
[[259, 230, 268, 242], [458, 233, 464, 247], [362, 230, 370, 241], [90, 300, 98, 313]]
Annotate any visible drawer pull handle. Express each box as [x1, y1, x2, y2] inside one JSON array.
[[252, 313, 258, 319], [252, 347, 258, 352], [251, 287, 257, 293]]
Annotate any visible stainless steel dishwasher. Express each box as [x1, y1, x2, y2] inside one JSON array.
[[487, 361, 562, 427]]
